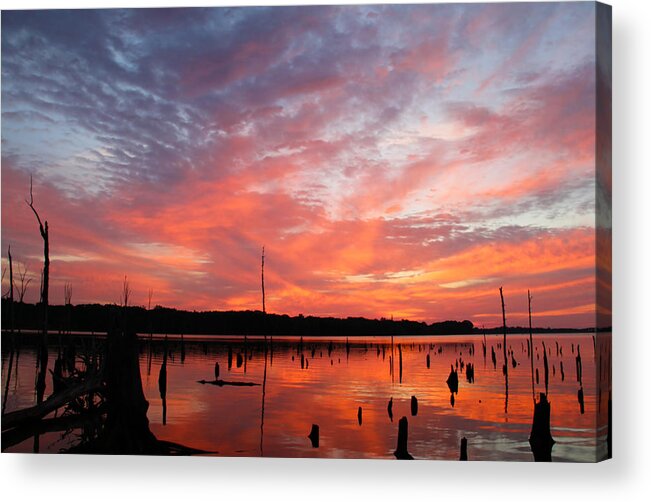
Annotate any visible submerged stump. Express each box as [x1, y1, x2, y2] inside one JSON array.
[[460, 437, 468, 461], [529, 393, 555, 462], [308, 424, 319, 448], [394, 416, 413, 460], [446, 366, 459, 394]]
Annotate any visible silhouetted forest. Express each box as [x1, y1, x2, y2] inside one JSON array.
[[1, 299, 601, 337]]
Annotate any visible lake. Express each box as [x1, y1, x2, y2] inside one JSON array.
[[1, 332, 611, 461]]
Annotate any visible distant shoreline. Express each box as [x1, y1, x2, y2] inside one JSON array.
[[1, 299, 609, 337]]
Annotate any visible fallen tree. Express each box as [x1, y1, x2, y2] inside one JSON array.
[[2, 330, 208, 455]]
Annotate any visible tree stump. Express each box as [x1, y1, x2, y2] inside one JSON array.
[[394, 416, 413, 460]]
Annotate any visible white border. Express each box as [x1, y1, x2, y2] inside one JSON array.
[[1, 1, 649, 500]]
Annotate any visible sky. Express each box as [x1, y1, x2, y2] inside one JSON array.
[[1, 3, 610, 328]]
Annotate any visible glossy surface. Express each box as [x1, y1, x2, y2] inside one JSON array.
[[1, 333, 610, 461]]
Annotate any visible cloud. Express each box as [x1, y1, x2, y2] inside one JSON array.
[[1, 4, 603, 327]]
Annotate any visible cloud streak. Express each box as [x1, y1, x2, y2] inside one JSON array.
[[1, 4, 603, 328]]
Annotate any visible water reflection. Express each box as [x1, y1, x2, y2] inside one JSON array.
[[2, 333, 610, 461]]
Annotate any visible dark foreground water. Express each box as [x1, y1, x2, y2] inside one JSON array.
[[1, 332, 610, 461]]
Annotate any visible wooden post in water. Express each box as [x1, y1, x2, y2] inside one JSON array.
[[394, 416, 413, 460], [308, 424, 319, 448], [542, 341, 549, 395], [8, 246, 15, 336], [528, 290, 535, 403], [411, 395, 418, 416], [158, 337, 168, 426], [261, 246, 266, 315], [607, 392, 612, 458], [460, 437, 468, 461], [500, 287, 507, 375], [398, 343, 403, 384], [500, 287, 509, 413], [529, 393, 555, 461]]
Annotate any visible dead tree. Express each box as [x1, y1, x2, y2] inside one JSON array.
[[8, 246, 15, 335], [120, 275, 131, 331], [17, 263, 32, 303], [64, 283, 72, 305], [500, 287, 509, 414], [528, 290, 535, 402], [261, 246, 266, 314], [64, 282, 73, 335], [26, 177, 49, 403], [25, 176, 49, 335], [499, 287, 508, 376], [121, 276, 131, 308], [148, 288, 153, 311]]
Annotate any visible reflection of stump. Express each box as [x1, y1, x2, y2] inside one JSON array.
[[70, 331, 163, 454], [466, 363, 474, 383], [578, 387, 585, 414], [394, 416, 413, 460], [529, 393, 555, 462], [387, 398, 393, 422]]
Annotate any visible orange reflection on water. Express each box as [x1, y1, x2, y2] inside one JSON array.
[[2, 333, 610, 461]]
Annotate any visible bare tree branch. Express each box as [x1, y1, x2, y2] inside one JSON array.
[[121, 276, 131, 308], [1, 266, 7, 299], [17, 263, 32, 303], [25, 175, 49, 337], [64, 283, 73, 306], [25, 175, 46, 238], [148, 287, 153, 311]]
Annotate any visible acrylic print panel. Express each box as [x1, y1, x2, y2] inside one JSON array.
[[0, 2, 611, 461]]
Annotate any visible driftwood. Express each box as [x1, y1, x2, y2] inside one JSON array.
[[4, 329, 208, 455], [2, 405, 106, 451], [1, 375, 103, 431], [197, 379, 260, 387]]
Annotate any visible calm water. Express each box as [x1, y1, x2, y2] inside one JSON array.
[[1, 332, 611, 461]]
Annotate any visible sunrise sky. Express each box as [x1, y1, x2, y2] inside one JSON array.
[[1, 3, 608, 328]]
